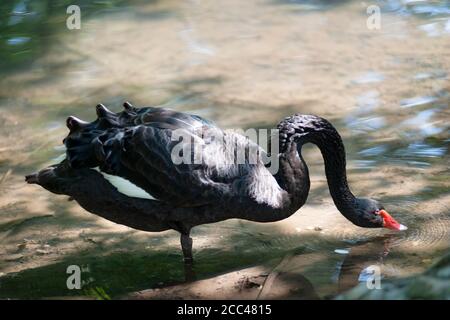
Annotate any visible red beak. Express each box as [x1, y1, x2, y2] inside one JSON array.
[[379, 210, 407, 231]]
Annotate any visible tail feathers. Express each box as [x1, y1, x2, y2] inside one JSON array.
[[65, 126, 134, 174], [24, 163, 73, 195]]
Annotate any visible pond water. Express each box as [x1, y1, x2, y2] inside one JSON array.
[[0, 0, 449, 299]]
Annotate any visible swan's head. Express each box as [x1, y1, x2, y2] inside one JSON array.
[[352, 198, 407, 231]]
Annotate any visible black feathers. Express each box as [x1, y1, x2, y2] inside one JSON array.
[[62, 102, 225, 206]]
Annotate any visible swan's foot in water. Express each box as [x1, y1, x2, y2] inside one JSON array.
[[184, 261, 196, 282], [180, 233, 196, 282]]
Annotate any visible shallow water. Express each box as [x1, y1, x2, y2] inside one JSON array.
[[0, 0, 449, 299]]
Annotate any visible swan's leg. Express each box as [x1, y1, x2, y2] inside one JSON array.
[[180, 233, 193, 262], [180, 233, 195, 281]]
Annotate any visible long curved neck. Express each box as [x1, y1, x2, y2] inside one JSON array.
[[275, 114, 356, 216]]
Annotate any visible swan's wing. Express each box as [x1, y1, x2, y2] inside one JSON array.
[[132, 107, 215, 131], [65, 107, 213, 171], [64, 106, 285, 208], [90, 125, 267, 207], [113, 125, 206, 205]]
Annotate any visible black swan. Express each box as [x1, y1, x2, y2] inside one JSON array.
[[25, 102, 406, 268]]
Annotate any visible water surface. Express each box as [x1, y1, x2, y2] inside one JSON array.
[[0, 0, 449, 299]]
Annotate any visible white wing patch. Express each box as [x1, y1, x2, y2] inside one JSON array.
[[93, 167, 158, 200], [245, 166, 286, 209]]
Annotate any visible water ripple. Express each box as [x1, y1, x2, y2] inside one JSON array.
[[401, 95, 437, 108], [352, 72, 385, 85], [396, 142, 447, 158]]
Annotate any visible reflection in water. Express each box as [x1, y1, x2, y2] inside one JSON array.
[[401, 95, 437, 108], [358, 145, 388, 157], [179, 28, 216, 57], [337, 236, 393, 293], [399, 142, 446, 158], [346, 116, 386, 132], [400, 109, 444, 137], [6, 36, 30, 46], [382, 0, 450, 16], [0, 0, 449, 299], [352, 72, 385, 85], [419, 22, 447, 37], [355, 90, 380, 111], [414, 70, 447, 80]]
